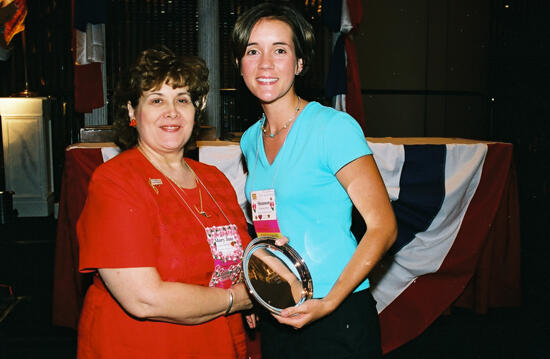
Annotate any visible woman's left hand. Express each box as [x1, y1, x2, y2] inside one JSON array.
[[272, 298, 333, 329]]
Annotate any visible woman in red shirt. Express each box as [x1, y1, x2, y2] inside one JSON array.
[[77, 46, 254, 358]]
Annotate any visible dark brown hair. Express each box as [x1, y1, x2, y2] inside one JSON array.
[[112, 46, 209, 151], [231, 2, 315, 76]]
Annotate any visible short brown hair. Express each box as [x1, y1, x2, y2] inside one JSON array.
[[112, 46, 209, 151], [231, 2, 315, 76]]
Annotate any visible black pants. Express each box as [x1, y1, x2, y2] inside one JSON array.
[[260, 289, 382, 359]]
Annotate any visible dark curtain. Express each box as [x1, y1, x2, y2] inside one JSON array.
[[218, 0, 327, 135], [0, 0, 329, 191], [105, 0, 199, 123]]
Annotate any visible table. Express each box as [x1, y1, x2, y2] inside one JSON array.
[[52, 143, 118, 329], [52, 138, 520, 354]]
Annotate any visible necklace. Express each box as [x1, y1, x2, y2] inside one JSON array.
[[169, 175, 211, 218], [261, 96, 301, 138], [137, 146, 210, 217], [165, 167, 235, 226], [177, 166, 211, 218]]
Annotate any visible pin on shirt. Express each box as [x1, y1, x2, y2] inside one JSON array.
[[148, 178, 163, 195]]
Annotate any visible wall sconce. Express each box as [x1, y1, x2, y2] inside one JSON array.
[[0, 97, 54, 217]]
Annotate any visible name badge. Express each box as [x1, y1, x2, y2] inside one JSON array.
[[205, 224, 244, 288], [251, 189, 282, 237]]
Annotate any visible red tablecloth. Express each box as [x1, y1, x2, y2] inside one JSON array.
[[52, 144, 105, 329]]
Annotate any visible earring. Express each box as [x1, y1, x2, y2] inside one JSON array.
[[129, 118, 137, 127]]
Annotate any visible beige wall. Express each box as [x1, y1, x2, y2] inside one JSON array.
[[354, 0, 490, 139]]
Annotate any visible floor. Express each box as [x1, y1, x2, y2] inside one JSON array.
[[0, 217, 77, 359], [385, 307, 550, 359], [1, 302, 548, 359], [1, 217, 549, 359]]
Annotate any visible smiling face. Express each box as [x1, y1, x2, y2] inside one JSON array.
[[128, 82, 196, 155], [239, 18, 303, 106]]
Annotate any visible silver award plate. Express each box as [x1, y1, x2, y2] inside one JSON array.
[[243, 236, 313, 314]]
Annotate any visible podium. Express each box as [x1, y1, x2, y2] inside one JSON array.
[[0, 97, 54, 217]]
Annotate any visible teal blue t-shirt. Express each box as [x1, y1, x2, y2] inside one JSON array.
[[240, 101, 372, 298]]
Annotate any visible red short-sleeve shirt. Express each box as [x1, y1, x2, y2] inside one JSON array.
[[77, 148, 251, 358]]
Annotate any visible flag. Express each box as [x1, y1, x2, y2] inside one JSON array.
[[74, 62, 104, 113], [323, 0, 366, 134], [0, 0, 27, 48], [367, 140, 515, 353], [73, 0, 106, 113]]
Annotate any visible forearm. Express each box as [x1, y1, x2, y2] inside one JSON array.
[[324, 154, 397, 310], [144, 283, 249, 324], [322, 225, 397, 311], [99, 268, 252, 325]]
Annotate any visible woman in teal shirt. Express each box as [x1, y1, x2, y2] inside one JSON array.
[[233, 3, 397, 358]]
